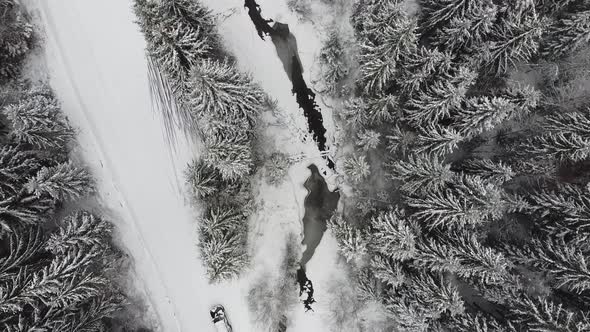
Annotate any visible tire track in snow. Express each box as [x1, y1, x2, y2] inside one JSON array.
[[38, 3, 183, 331]]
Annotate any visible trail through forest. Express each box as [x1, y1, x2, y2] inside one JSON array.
[[31, 1, 252, 331]]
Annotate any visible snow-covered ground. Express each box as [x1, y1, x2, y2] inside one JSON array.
[[24, 0, 348, 331]]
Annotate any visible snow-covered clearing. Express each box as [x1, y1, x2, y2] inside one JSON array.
[[26, 1, 251, 331]]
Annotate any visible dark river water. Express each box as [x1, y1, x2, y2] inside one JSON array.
[[297, 164, 340, 311], [244, 0, 335, 169], [300, 165, 340, 266]]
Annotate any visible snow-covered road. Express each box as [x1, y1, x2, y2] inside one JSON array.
[[30, 1, 251, 331]]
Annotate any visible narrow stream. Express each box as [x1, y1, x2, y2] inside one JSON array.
[[243, 0, 335, 169]]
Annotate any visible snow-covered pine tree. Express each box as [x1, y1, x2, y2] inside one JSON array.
[[188, 59, 265, 126], [448, 312, 509, 332], [523, 132, 590, 162], [185, 158, 221, 200], [198, 206, 249, 282], [544, 108, 590, 137], [340, 97, 369, 130], [385, 123, 416, 155], [484, 10, 543, 75], [452, 96, 516, 137], [456, 158, 515, 186], [134, 0, 216, 138], [45, 211, 112, 255], [0, 146, 41, 199], [542, 10, 590, 59], [370, 209, 419, 261], [407, 175, 507, 229], [356, 129, 381, 151], [354, 266, 383, 303], [0, 0, 34, 79], [319, 27, 349, 95], [328, 215, 369, 266], [341, 95, 398, 129], [387, 153, 454, 196], [365, 94, 398, 125], [448, 231, 513, 286], [353, 0, 407, 42], [384, 296, 432, 331], [522, 109, 590, 162], [404, 68, 475, 126], [507, 237, 590, 294], [370, 253, 406, 289], [502, 82, 540, 116], [341, 154, 371, 183], [509, 296, 590, 331], [264, 152, 292, 186], [431, 2, 498, 54], [398, 47, 453, 97], [24, 162, 93, 203], [526, 184, 590, 237], [133, 0, 218, 82], [408, 273, 465, 320], [358, 45, 397, 95], [413, 237, 462, 274], [357, 13, 417, 94], [0, 227, 43, 275], [199, 206, 246, 240], [453, 174, 508, 220], [0, 79, 52, 111], [3, 94, 74, 151], [421, 0, 495, 30], [415, 124, 464, 157], [0, 244, 105, 317], [536, 0, 579, 16], [0, 172, 127, 329], [44, 294, 124, 332], [203, 131, 253, 181]]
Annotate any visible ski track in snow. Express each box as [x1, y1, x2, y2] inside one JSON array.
[[37, 4, 183, 331], [29, 1, 251, 331]]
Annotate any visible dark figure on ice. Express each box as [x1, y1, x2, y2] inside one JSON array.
[[244, 0, 274, 40]]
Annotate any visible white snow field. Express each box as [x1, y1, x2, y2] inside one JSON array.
[[28, 1, 253, 331], [26, 0, 348, 331]]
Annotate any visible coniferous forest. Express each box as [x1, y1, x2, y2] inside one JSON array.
[[321, 0, 590, 330], [5, 0, 590, 330], [0, 1, 148, 331]]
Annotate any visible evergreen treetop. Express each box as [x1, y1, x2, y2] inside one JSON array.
[[542, 10, 590, 59]]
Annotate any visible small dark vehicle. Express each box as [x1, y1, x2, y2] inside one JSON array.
[[210, 305, 233, 332]]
